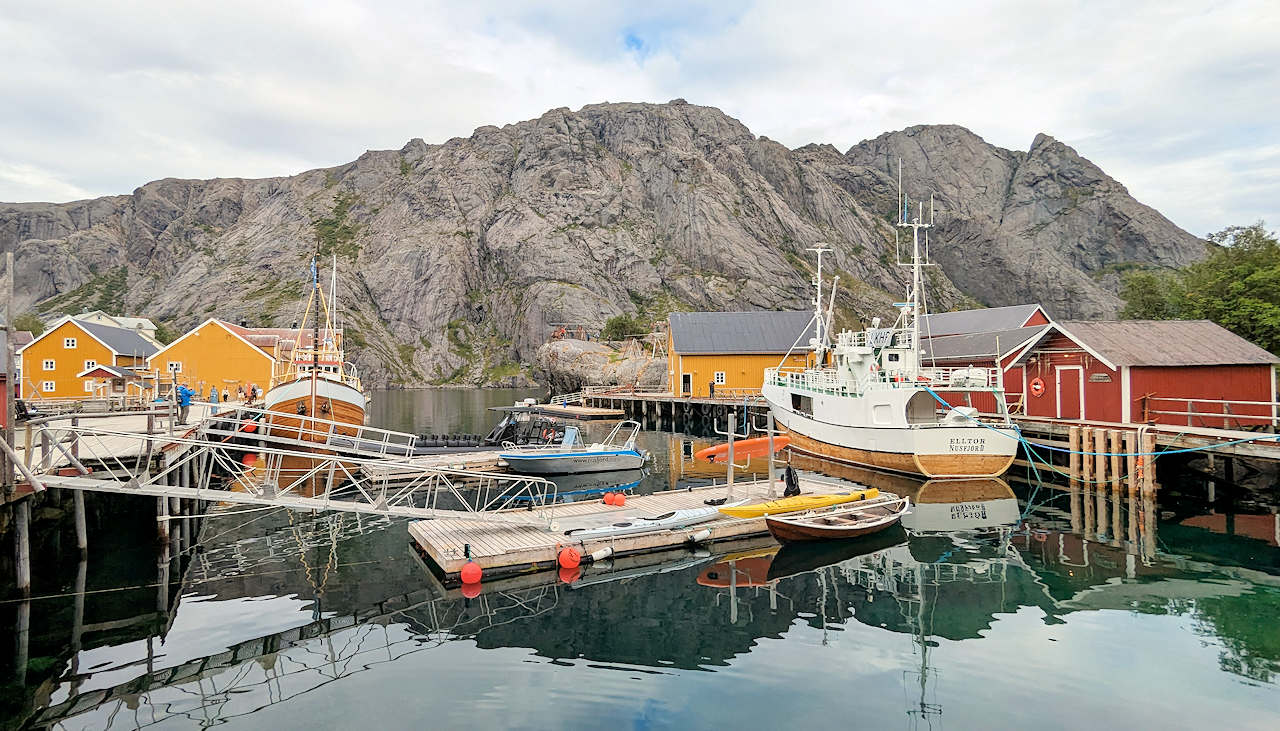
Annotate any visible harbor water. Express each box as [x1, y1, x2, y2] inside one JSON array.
[[2, 388, 1279, 729]]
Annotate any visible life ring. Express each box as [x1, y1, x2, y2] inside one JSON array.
[[1029, 377, 1046, 398]]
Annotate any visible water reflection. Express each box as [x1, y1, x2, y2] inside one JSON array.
[[6, 422, 1280, 729]]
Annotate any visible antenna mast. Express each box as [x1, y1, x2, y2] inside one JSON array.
[[807, 244, 833, 362], [895, 163, 932, 379]]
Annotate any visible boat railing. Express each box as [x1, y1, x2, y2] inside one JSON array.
[[767, 365, 1004, 395]]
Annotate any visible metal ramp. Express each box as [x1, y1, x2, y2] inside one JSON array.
[[14, 403, 563, 526]]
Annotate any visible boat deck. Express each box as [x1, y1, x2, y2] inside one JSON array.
[[410, 476, 856, 583]]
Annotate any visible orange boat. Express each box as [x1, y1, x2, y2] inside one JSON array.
[[694, 436, 790, 463]]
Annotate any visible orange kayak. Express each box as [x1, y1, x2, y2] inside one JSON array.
[[694, 436, 790, 462]]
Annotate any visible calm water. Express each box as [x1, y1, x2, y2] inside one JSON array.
[[3, 389, 1279, 729]]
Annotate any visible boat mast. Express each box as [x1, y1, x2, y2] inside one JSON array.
[[310, 255, 320, 420], [895, 166, 932, 379], [807, 245, 832, 364]]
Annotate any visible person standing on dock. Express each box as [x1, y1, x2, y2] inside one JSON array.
[[177, 383, 194, 424]]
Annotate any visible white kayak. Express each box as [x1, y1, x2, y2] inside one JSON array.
[[564, 506, 723, 539]]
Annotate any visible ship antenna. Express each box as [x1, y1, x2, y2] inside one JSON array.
[[806, 244, 833, 361]]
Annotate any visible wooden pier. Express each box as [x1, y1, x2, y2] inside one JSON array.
[[410, 476, 850, 583]]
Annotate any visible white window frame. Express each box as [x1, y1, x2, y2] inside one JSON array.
[[42, 380, 56, 392], [84, 359, 97, 371], [84, 380, 96, 393], [167, 361, 183, 374], [714, 371, 726, 385], [64, 337, 77, 349], [43, 359, 56, 371]]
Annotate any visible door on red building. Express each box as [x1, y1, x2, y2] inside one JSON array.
[[1056, 366, 1083, 419]]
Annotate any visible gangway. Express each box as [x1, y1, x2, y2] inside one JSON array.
[[13, 403, 563, 527]]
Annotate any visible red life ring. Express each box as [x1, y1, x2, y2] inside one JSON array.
[[1029, 377, 1046, 398]]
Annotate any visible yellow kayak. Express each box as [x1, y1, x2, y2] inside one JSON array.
[[718, 488, 880, 518]]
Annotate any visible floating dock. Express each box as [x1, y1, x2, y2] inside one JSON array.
[[410, 476, 852, 584]]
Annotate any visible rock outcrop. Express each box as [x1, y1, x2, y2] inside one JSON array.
[[534, 339, 665, 395], [0, 102, 1207, 387]]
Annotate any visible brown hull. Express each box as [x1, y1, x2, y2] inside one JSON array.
[[263, 393, 365, 444], [784, 431, 1014, 478], [766, 515, 901, 542]]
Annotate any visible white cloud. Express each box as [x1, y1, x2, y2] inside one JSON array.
[[1, 0, 1276, 233]]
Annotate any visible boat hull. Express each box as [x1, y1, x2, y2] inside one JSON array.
[[766, 499, 910, 543], [501, 450, 645, 475], [766, 394, 1019, 479], [263, 376, 366, 444]]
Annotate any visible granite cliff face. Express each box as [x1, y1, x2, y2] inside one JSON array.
[[0, 102, 1206, 387]]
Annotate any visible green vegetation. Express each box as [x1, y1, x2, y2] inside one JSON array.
[[313, 192, 363, 261], [154, 322, 177, 344], [399, 157, 413, 177], [36, 266, 128, 315], [602, 313, 649, 340], [12, 311, 43, 337], [1120, 222, 1280, 354], [345, 328, 367, 348]]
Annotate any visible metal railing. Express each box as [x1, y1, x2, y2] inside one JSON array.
[[766, 365, 1003, 396], [1140, 395, 1280, 430], [17, 404, 563, 525]]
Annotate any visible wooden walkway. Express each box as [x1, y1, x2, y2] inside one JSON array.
[[410, 476, 857, 583]]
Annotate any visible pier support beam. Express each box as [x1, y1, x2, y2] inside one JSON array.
[[14, 498, 31, 596], [73, 489, 87, 555], [1109, 429, 1122, 544], [157, 496, 170, 544], [1068, 426, 1082, 534], [1081, 428, 1095, 536], [1094, 428, 1108, 540]]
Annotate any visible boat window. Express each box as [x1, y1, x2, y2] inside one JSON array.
[[791, 393, 812, 415], [887, 353, 900, 362]]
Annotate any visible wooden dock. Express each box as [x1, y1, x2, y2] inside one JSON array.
[[409, 476, 855, 583]]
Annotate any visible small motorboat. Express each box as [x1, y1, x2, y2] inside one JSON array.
[[501, 421, 647, 475], [563, 506, 723, 539], [717, 488, 880, 519], [765, 495, 911, 543]]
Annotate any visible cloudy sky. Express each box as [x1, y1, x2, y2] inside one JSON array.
[[2, 0, 1276, 235]]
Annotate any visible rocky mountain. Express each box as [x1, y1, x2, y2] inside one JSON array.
[[0, 101, 1207, 388]]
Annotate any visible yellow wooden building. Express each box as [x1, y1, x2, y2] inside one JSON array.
[[146, 319, 278, 398], [667, 311, 815, 397], [17, 317, 158, 399]]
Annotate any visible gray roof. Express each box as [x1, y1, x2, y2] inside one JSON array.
[[75, 318, 160, 358], [669, 311, 817, 354], [921, 325, 1052, 362], [922, 304, 1047, 338], [1059, 320, 1279, 367]]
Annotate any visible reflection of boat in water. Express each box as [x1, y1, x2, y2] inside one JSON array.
[[546, 469, 647, 499], [900, 478, 1019, 534], [502, 421, 647, 475], [766, 525, 908, 580], [696, 547, 780, 588]]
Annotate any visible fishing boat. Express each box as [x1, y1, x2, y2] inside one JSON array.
[[766, 495, 911, 543], [500, 420, 646, 475], [563, 505, 724, 539], [717, 488, 880, 519], [693, 435, 791, 463], [761, 179, 1019, 478], [263, 256, 366, 444]]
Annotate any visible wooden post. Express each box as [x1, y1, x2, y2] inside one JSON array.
[[1125, 431, 1138, 498], [157, 496, 170, 544], [766, 411, 777, 499], [1093, 428, 1108, 540], [1081, 428, 1094, 535], [1109, 429, 1122, 543], [15, 498, 31, 596], [74, 489, 87, 555], [1141, 430, 1157, 497], [1067, 426, 1082, 533], [4, 251, 15, 499]]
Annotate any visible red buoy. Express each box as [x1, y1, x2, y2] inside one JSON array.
[[240, 420, 258, 433], [241, 453, 258, 467], [613, 493, 626, 506], [460, 582, 482, 599], [603, 492, 615, 505], [558, 565, 582, 584], [460, 561, 483, 584], [558, 547, 581, 569]]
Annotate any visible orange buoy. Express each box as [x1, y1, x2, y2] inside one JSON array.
[[460, 561, 483, 584], [613, 493, 626, 506], [558, 547, 581, 569], [460, 582, 482, 599], [603, 492, 615, 505], [558, 565, 582, 584], [240, 420, 258, 433], [241, 453, 258, 467]]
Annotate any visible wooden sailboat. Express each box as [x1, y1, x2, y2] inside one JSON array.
[[263, 256, 366, 452]]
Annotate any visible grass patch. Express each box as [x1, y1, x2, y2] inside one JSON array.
[[313, 192, 363, 261], [36, 266, 129, 315]]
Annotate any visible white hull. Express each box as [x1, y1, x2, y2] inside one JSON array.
[[502, 450, 645, 475], [264, 376, 366, 416]]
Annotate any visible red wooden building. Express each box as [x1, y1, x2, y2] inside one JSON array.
[[1011, 320, 1278, 427], [921, 325, 1053, 413]]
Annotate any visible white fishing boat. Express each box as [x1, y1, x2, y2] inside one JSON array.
[[761, 178, 1019, 478], [501, 420, 647, 475], [563, 506, 723, 539]]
